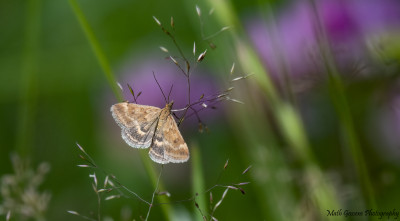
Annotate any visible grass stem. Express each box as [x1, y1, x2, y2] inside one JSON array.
[[69, 1, 173, 219]]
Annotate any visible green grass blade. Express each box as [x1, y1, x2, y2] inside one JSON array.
[[191, 143, 207, 221], [16, 0, 42, 157], [68, 0, 122, 102], [68, 0, 173, 219]]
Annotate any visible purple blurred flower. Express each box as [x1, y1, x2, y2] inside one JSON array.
[[246, 0, 400, 80], [117, 52, 221, 125]]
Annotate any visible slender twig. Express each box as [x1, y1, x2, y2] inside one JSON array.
[[202, 27, 230, 41], [154, 160, 251, 207], [164, 30, 189, 67], [196, 5, 206, 39], [96, 187, 101, 221], [194, 197, 206, 221], [127, 84, 138, 103], [76, 143, 150, 205], [67, 211, 97, 221], [169, 56, 188, 77], [172, 91, 228, 112], [145, 166, 164, 221], [154, 18, 197, 127], [189, 106, 203, 125], [114, 182, 150, 205], [177, 76, 191, 126]]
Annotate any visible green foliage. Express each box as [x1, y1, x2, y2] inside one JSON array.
[[1, 0, 400, 220]]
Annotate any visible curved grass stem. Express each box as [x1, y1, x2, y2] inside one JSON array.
[[68, 0, 123, 102], [17, 0, 42, 157], [69, 1, 172, 219], [309, 0, 376, 209], [205, 0, 343, 217]]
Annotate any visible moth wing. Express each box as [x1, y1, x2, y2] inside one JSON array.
[[149, 115, 189, 164], [111, 102, 161, 149]]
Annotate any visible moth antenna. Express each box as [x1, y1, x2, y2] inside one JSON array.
[[152, 71, 168, 104], [167, 84, 174, 103]]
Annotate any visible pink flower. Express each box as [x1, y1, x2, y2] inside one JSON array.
[[246, 0, 400, 80]]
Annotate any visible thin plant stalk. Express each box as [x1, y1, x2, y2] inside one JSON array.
[[205, 0, 343, 216], [138, 151, 173, 220], [145, 166, 164, 221], [191, 143, 207, 221], [68, 0, 172, 219], [231, 96, 296, 221], [68, 0, 123, 102], [16, 0, 42, 157], [329, 74, 376, 208], [309, 0, 376, 209]]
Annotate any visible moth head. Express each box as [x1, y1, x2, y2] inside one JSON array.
[[166, 101, 174, 110]]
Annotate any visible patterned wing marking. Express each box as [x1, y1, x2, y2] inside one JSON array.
[[111, 102, 162, 149], [148, 115, 189, 164]]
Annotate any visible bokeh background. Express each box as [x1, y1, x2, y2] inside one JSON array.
[[1, 0, 400, 220]]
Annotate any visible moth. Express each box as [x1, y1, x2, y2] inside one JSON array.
[[110, 101, 189, 164]]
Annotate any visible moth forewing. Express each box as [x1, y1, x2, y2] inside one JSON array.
[[149, 114, 189, 164], [110, 103, 161, 149]]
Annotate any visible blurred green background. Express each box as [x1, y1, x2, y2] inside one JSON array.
[[1, 0, 400, 220]]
